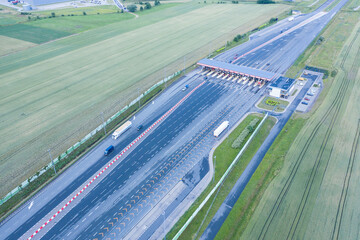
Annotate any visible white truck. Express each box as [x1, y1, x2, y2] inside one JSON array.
[[214, 121, 229, 137], [112, 121, 132, 140]]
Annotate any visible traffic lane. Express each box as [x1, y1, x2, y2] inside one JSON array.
[[139, 156, 210, 240], [76, 83, 230, 239], [2, 74, 203, 240], [39, 82, 228, 239], [200, 74, 317, 240], [3, 107, 172, 240]]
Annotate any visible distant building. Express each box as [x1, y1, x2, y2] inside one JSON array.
[[292, 10, 301, 15], [268, 76, 296, 98], [27, 0, 69, 6]]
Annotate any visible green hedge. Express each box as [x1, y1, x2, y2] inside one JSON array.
[[232, 118, 259, 148]]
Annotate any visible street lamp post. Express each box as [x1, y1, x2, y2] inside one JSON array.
[[101, 112, 107, 135], [213, 156, 216, 183], [137, 88, 141, 109], [48, 149, 57, 175], [163, 210, 166, 240]]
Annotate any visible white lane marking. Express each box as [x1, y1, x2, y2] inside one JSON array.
[[28, 201, 34, 210]]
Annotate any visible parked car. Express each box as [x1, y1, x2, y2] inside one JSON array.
[[304, 97, 310, 101], [301, 101, 309, 105]]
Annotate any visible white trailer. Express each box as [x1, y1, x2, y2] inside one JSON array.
[[112, 121, 132, 139], [214, 121, 229, 137]]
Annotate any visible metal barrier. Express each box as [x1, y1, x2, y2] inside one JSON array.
[[0, 71, 181, 206]]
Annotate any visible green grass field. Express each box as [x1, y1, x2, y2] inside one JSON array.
[[0, 35, 36, 56], [0, 2, 290, 197], [216, 116, 306, 239], [241, 4, 360, 239], [167, 114, 276, 239]]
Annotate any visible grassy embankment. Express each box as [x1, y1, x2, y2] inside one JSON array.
[[167, 114, 276, 239], [0, 1, 289, 214]]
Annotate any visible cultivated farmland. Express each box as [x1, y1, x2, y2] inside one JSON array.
[[241, 11, 360, 240], [0, 2, 290, 197]]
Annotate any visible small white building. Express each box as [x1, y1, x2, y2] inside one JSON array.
[[267, 76, 296, 98]]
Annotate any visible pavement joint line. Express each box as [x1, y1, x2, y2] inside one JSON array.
[[25, 81, 206, 240]]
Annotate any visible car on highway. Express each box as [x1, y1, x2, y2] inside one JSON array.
[[204, 76, 208, 80], [104, 145, 114, 156], [182, 85, 189, 91], [137, 125, 143, 131]]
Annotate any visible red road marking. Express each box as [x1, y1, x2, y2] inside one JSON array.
[[26, 81, 205, 240]]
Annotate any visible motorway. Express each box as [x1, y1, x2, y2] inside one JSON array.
[[198, 0, 349, 238], [0, 0, 348, 239], [200, 72, 321, 240], [0, 69, 268, 240]]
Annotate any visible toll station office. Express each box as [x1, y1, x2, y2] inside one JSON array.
[[267, 76, 296, 98]]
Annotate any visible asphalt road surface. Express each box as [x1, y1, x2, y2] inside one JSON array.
[[200, 73, 320, 240], [0, 0, 347, 239]]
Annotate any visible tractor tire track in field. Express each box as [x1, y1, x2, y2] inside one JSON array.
[[288, 30, 360, 240], [331, 119, 360, 240], [257, 30, 359, 240]]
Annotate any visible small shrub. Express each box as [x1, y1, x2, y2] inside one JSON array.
[[51, 12, 55, 17], [140, 6, 143, 11], [127, 4, 137, 12], [331, 69, 337, 77], [83, 11, 87, 15], [269, 17, 278, 24], [145, 2, 151, 9]]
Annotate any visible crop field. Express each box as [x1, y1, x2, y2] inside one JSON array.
[[241, 10, 360, 240], [0, 2, 290, 197], [0, 35, 36, 56]]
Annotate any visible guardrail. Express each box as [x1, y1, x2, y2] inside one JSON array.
[[0, 71, 181, 206], [173, 113, 268, 240]]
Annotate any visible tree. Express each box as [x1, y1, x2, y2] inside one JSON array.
[[140, 6, 144, 11], [83, 11, 87, 15], [51, 12, 56, 17], [145, 2, 151, 9], [154, 0, 160, 6], [257, 0, 274, 3], [127, 4, 137, 12]]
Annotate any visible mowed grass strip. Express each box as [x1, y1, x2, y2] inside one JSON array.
[[0, 3, 289, 197], [215, 117, 306, 239], [241, 5, 360, 240], [167, 114, 276, 239]]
